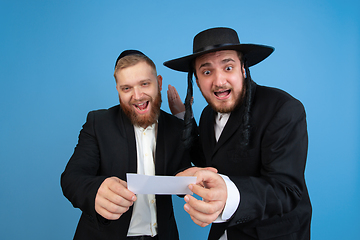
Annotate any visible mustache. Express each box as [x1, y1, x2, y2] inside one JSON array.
[[130, 96, 151, 104], [213, 85, 231, 92]]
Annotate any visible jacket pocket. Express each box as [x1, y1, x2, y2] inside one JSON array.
[[256, 216, 300, 240]]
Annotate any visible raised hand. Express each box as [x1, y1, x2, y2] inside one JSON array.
[[167, 84, 185, 115]]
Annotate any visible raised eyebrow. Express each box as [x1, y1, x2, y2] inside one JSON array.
[[221, 58, 236, 64], [198, 62, 212, 70], [119, 84, 131, 89], [140, 79, 152, 85], [198, 58, 236, 70]]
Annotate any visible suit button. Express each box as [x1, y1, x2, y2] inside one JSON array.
[[236, 217, 250, 224]]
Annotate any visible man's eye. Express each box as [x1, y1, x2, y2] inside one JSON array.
[[203, 70, 211, 75], [225, 66, 233, 71]]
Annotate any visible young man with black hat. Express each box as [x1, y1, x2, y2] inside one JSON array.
[[61, 50, 192, 240], [165, 27, 312, 240]]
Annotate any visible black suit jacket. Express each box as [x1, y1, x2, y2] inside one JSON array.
[[193, 82, 312, 240], [61, 105, 191, 240]]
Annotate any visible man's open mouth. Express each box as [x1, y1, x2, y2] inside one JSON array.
[[214, 89, 231, 99], [134, 101, 149, 112]]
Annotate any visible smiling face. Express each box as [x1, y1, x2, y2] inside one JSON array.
[[194, 50, 246, 113], [115, 61, 162, 128]]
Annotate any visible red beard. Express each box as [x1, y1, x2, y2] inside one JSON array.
[[120, 91, 162, 128]]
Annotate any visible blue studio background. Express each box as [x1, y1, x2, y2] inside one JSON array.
[[1, 0, 359, 239]]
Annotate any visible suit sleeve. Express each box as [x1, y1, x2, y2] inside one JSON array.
[[61, 111, 107, 220], [227, 98, 308, 227]]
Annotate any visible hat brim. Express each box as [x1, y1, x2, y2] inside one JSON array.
[[164, 44, 274, 72]]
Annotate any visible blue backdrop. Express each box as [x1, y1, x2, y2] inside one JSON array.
[[1, 0, 359, 239]]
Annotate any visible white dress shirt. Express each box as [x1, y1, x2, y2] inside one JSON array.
[[214, 113, 240, 240], [127, 123, 158, 237]]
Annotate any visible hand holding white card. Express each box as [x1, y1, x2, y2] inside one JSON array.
[[126, 173, 196, 195]]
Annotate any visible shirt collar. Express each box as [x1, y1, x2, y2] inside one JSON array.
[[216, 112, 230, 123], [134, 121, 157, 132]]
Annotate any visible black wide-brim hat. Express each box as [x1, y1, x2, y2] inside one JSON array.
[[164, 27, 274, 72]]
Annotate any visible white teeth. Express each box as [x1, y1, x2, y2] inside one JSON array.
[[134, 101, 148, 111]]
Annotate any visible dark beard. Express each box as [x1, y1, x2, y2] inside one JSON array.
[[201, 84, 246, 113], [120, 91, 162, 128]]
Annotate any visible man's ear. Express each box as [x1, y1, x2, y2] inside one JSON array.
[[115, 79, 119, 91], [242, 65, 246, 79], [157, 75, 163, 91]]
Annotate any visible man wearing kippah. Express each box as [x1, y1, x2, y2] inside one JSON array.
[[165, 27, 312, 240], [61, 50, 192, 240]]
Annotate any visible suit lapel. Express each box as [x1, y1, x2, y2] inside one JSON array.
[[213, 106, 243, 154], [118, 107, 137, 173], [201, 106, 242, 160], [155, 111, 166, 175], [199, 107, 217, 165]]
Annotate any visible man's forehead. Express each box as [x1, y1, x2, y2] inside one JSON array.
[[195, 50, 239, 64], [116, 62, 156, 84]]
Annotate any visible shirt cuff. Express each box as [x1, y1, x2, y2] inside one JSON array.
[[213, 174, 240, 223], [174, 111, 185, 120]]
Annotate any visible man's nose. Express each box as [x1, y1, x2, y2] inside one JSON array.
[[133, 87, 143, 100], [214, 70, 227, 87]]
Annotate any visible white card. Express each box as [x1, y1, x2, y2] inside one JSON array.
[[126, 173, 196, 195]]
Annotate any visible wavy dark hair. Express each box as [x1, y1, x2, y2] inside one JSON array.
[[182, 66, 195, 148], [240, 58, 253, 152]]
